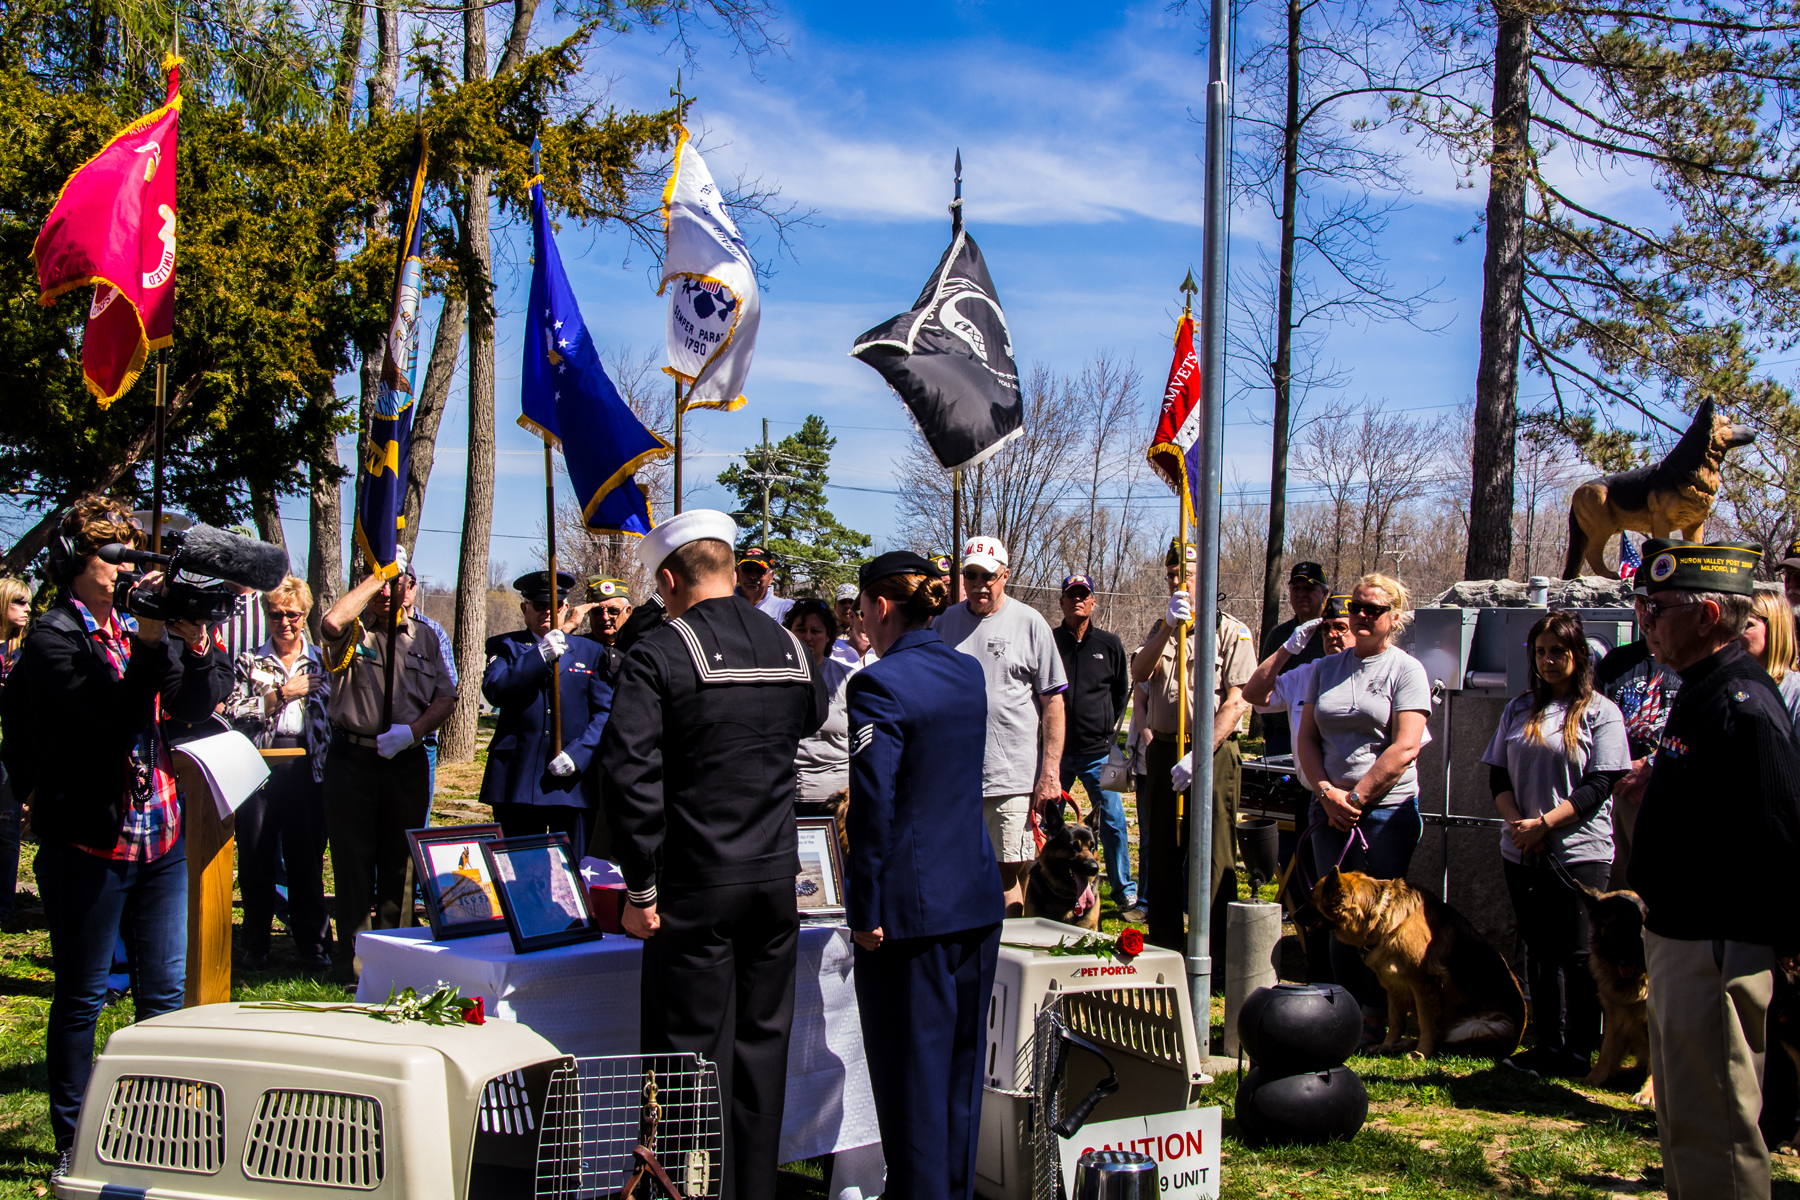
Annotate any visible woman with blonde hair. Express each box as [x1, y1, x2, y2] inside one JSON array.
[[0, 576, 30, 926], [1295, 571, 1432, 1043], [1741, 584, 1800, 735], [227, 575, 332, 969]]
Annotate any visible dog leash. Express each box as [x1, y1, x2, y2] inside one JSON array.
[[1291, 810, 1369, 895], [1027, 790, 1081, 855]]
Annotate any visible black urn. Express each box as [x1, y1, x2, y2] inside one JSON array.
[[1234, 1064, 1369, 1146], [1237, 983, 1361, 1073]]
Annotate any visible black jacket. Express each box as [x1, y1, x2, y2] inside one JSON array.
[[598, 595, 827, 904], [1053, 622, 1129, 760], [9, 600, 231, 848], [1629, 641, 1800, 953]]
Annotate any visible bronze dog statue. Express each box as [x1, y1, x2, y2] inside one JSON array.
[[1562, 397, 1754, 579]]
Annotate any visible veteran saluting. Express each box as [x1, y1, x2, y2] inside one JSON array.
[[596, 510, 827, 1200]]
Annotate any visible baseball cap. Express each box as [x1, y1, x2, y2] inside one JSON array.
[[1062, 573, 1095, 595], [737, 546, 774, 571], [835, 583, 860, 602], [1778, 536, 1800, 572], [1288, 561, 1327, 587], [963, 536, 1008, 574]]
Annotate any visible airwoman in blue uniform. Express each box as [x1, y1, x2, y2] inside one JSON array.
[[846, 550, 1005, 1200], [479, 570, 611, 852]]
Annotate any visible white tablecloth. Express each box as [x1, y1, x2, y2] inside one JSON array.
[[354, 923, 881, 1178]]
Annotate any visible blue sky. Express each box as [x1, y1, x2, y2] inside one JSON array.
[[282, 0, 1502, 586]]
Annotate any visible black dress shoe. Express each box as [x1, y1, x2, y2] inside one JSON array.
[[294, 950, 332, 972], [240, 950, 269, 969]]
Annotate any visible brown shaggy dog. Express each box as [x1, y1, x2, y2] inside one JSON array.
[[1562, 396, 1755, 578], [1314, 868, 1526, 1058], [1579, 886, 1654, 1106], [1022, 794, 1102, 930], [830, 788, 851, 863]]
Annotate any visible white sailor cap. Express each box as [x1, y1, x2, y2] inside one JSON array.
[[636, 508, 739, 575]]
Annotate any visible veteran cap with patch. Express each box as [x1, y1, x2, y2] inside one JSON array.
[[1640, 539, 1761, 596], [1322, 593, 1352, 620], [1779, 536, 1800, 572], [586, 576, 630, 602], [1165, 538, 1199, 567], [927, 551, 953, 576]]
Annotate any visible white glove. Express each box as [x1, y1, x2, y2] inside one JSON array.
[[1171, 751, 1194, 793], [1284, 617, 1322, 655], [1166, 590, 1193, 626], [376, 723, 415, 759], [393, 545, 409, 577], [539, 629, 567, 662], [548, 751, 576, 777]]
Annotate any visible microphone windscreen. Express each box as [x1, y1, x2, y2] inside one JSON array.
[[180, 524, 290, 592]]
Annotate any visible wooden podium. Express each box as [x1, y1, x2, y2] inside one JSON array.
[[175, 747, 302, 1007]]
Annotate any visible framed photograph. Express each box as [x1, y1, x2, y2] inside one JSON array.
[[407, 824, 507, 941], [794, 817, 847, 921], [481, 833, 604, 954]]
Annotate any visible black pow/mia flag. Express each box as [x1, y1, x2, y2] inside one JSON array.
[[852, 232, 1023, 471]]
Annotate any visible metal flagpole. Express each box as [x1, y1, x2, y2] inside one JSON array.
[[1187, 0, 1233, 1047], [672, 379, 684, 514], [949, 149, 964, 602], [544, 442, 563, 750]]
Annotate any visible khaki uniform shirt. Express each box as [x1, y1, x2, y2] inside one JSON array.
[[1137, 612, 1257, 736], [323, 613, 456, 735]]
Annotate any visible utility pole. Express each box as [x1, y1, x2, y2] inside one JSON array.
[[739, 419, 797, 569], [761, 418, 772, 544]]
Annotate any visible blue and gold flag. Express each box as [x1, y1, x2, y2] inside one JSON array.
[[354, 129, 428, 578], [523, 151, 669, 535]]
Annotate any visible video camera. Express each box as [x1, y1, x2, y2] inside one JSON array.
[[100, 523, 290, 625]]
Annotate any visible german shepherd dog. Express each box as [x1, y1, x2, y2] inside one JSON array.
[[1023, 794, 1102, 930], [1562, 396, 1755, 578], [1774, 964, 1800, 1156], [1578, 886, 1654, 1106], [1314, 868, 1526, 1058]]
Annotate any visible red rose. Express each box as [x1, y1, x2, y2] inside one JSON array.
[[1116, 928, 1145, 957], [460, 996, 486, 1025]]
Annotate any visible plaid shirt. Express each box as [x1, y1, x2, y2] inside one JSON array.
[[68, 598, 181, 862]]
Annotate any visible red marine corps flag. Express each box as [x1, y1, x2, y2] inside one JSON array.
[[32, 55, 182, 406], [1147, 292, 1204, 529]]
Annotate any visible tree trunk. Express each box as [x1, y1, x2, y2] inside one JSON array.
[[330, 0, 364, 128], [367, 0, 399, 115], [250, 479, 286, 552], [1261, 0, 1305, 641], [402, 292, 468, 555], [443, 10, 494, 764], [495, 0, 542, 77], [85, 3, 106, 88], [1467, 6, 1532, 581], [307, 387, 345, 645]]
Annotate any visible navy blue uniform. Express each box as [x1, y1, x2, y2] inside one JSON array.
[[846, 628, 1005, 1200], [479, 630, 613, 849]]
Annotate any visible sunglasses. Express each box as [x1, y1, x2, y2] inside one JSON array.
[[1641, 595, 1701, 623], [266, 610, 306, 623], [739, 564, 769, 575], [1064, 590, 1093, 601], [963, 569, 996, 583], [1346, 601, 1391, 618]]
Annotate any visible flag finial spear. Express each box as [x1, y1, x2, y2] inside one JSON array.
[[1180, 268, 1198, 315], [950, 149, 963, 236], [671, 70, 693, 125]]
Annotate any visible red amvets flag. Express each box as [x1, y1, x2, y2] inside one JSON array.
[[33, 56, 181, 406]]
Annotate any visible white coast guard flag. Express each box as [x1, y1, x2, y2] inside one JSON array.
[[660, 129, 759, 413]]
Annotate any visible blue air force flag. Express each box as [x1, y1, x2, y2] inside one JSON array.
[[851, 230, 1023, 471], [523, 167, 669, 536], [660, 129, 760, 413], [354, 129, 428, 579]]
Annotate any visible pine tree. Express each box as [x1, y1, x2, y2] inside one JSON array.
[[717, 415, 871, 595]]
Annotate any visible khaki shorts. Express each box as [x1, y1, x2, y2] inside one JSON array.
[[984, 793, 1035, 863]]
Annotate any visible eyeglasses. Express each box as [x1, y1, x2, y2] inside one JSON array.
[[267, 610, 306, 623], [1641, 595, 1701, 623], [1346, 601, 1391, 618]]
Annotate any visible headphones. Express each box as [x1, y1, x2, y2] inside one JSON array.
[[45, 509, 82, 586]]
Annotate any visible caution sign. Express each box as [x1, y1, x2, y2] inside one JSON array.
[[1057, 1106, 1222, 1199]]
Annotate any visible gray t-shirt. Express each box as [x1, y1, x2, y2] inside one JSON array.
[[795, 656, 858, 802], [934, 597, 1069, 796], [1481, 693, 1631, 866], [1780, 672, 1800, 740], [1305, 646, 1433, 806]]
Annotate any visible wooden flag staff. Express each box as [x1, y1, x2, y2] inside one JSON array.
[[544, 442, 563, 748]]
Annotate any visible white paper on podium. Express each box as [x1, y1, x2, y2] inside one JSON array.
[[173, 731, 271, 819]]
